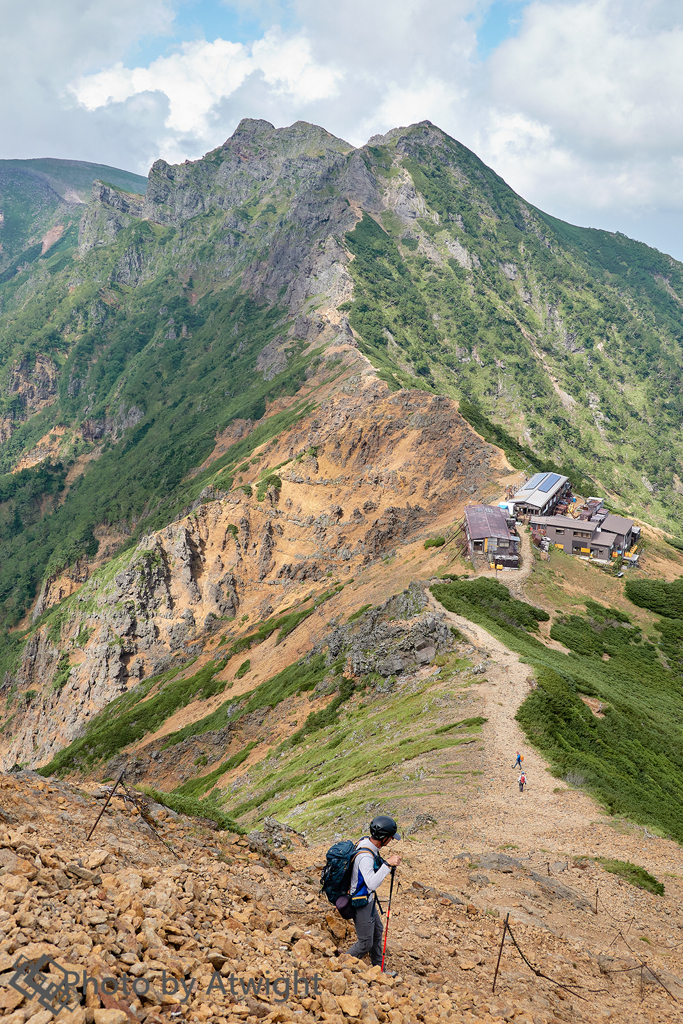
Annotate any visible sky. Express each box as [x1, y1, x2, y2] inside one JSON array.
[[2, 0, 683, 259]]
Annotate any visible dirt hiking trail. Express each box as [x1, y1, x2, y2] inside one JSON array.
[[424, 587, 601, 855]]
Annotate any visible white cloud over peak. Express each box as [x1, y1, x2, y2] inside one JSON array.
[[3, 0, 683, 257], [70, 30, 341, 142]]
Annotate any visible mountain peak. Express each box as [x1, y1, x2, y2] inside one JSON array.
[[226, 117, 353, 156], [232, 116, 277, 137], [366, 118, 435, 146]]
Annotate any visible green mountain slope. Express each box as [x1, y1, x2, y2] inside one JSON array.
[[0, 116, 681, 639], [0, 158, 147, 274]]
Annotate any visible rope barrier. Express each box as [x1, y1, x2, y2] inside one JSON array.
[[120, 777, 180, 860]]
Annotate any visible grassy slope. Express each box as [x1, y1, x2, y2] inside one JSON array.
[[431, 573, 683, 844], [345, 135, 683, 530], [39, 637, 485, 836], [0, 158, 147, 196], [0, 159, 146, 271]]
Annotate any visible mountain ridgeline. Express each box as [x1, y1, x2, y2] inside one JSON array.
[[1, 118, 683, 854], [0, 118, 680, 634], [0, 124, 679, 608], [0, 158, 147, 278]]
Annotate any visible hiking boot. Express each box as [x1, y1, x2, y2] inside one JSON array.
[[383, 969, 398, 978]]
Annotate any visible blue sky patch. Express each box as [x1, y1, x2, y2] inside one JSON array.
[[123, 0, 283, 67], [475, 0, 527, 60]]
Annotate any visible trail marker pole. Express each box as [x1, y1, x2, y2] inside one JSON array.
[[492, 913, 509, 993], [87, 768, 125, 841], [381, 867, 396, 973]]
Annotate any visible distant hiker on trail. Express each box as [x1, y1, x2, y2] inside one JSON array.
[[513, 751, 522, 769], [345, 816, 401, 968], [518, 772, 526, 793]]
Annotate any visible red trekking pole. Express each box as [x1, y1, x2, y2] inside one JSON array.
[[380, 866, 396, 973]]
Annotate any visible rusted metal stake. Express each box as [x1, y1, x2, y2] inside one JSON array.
[[492, 913, 509, 993], [86, 768, 125, 841], [595, 888, 599, 916]]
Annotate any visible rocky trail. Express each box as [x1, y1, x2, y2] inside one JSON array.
[[2, 367, 683, 1024], [2, 757, 683, 1024], [4, 564, 683, 1024]]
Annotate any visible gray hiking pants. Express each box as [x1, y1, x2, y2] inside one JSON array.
[[347, 899, 383, 966]]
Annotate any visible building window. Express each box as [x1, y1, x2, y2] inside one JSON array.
[[555, 528, 564, 535]]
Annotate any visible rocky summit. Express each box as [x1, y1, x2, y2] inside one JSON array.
[[2, 118, 683, 1024]]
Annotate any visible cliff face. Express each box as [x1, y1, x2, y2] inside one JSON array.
[[0, 355, 507, 770], [2, 115, 683, 780]]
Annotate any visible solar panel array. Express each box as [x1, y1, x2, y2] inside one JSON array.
[[523, 472, 546, 491], [537, 472, 561, 493]]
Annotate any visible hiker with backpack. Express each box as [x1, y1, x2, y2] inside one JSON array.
[[518, 771, 526, 793], [513, 751, 522, 770], [321, 815, 401, 969]]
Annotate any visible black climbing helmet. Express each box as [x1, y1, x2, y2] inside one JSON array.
[[369, 815, 401, 841]]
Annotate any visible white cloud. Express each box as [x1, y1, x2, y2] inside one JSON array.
[[482, 0, 683, 218], [2, 0, 683, 257], [70, 29, 341, 142], [489, 0, 683, 156], [0, 0, 176, 165]]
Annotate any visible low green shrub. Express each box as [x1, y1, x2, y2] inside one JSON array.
[[431, 580, 683, 844], [235, 659, 250, 679], [597, 858, 664, 896], [174, 742, 257, 799], [435, 716, 487, 735], [256, 474, 282, 502], [139, 786, 243, 833], [38, 659, 224, 775], [287, 677, 355, 748], [51, 654, 71, 692], [161, 653, 332, 748], [76, 624, 93, 647], [425, 537, 446, 549], [227, 586, 341, 659], [348, 604, 372, 623], [625, 577, 683, 619], [431, 578, 549, 633]]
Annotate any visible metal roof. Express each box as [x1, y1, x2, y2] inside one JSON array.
[[465, 505, 512, 541], [513, 472, 568, 510], [592, 531, 617, 545], [530, 515, 585, 529], [537, 472, 562, 493], [600, 513, 633, 536]]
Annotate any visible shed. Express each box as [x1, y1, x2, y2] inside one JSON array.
[[464, 505, 520, 567], [512, 472, 571, 516]]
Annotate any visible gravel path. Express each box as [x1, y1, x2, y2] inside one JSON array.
[[425, 586, 624, 856]]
